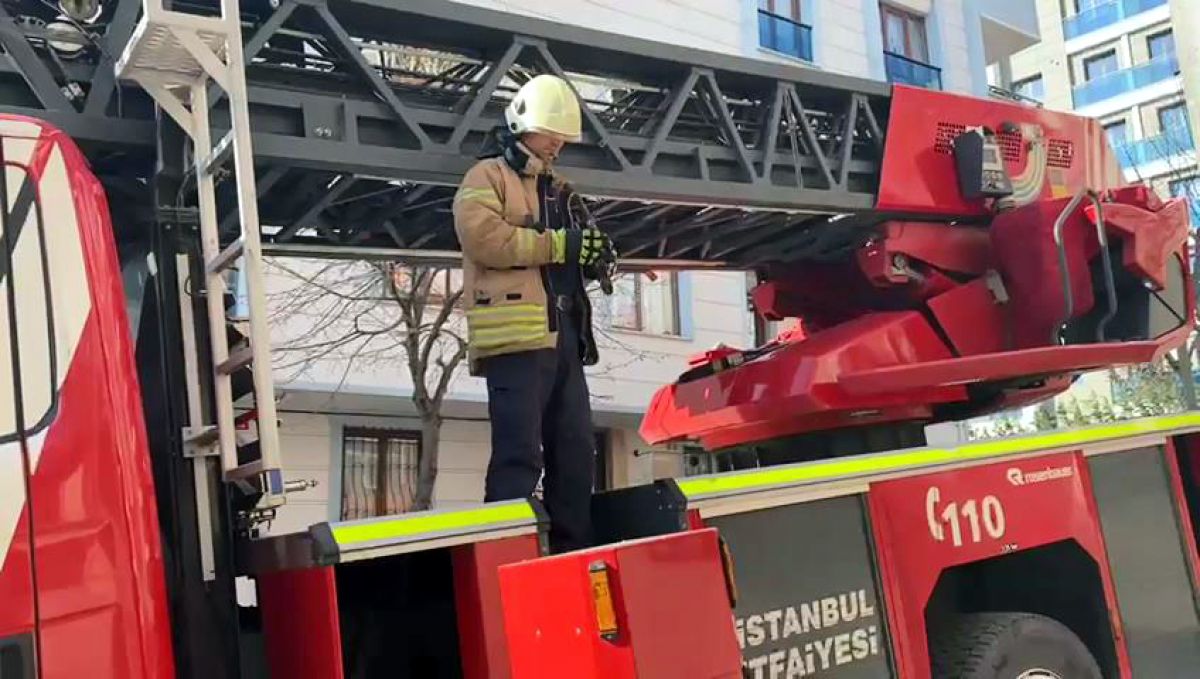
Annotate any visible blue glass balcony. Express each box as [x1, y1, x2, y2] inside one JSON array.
[[758, 10, 813, 62], [1072, 54, 1179, 108], [1173, 180, 1200, 226], [884, 52, 942, 90], [1064, 0, 1168, 40], [1113, 126, 1195, 168]]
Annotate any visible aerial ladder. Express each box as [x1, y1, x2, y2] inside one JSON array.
[[112, 0, 288, 522], [0, 0, 1197, 677]]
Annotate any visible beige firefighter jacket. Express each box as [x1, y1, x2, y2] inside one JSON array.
[[453, 152, 568, 374]]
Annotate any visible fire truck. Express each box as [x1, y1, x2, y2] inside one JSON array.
[[1, 0, 1199, 677]]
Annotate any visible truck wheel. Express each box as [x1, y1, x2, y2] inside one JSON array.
[[930, 612, 1102, 679]]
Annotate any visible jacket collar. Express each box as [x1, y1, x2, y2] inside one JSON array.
[[515, 141, 551, 177]]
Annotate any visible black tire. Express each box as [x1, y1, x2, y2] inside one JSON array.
[[930, 612, 1102, 679]]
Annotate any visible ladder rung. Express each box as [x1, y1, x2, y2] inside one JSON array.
[[217, 343, 253, 375], [207, 238, 244, 275], [226, 459, 265, 482], [184, 425, 219, 445], [202, 129, 235, 177]]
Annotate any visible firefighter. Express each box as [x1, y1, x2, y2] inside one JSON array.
[[452, 74, 614, 553]]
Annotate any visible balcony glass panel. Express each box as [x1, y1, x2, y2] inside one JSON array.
[[1072, 54, 1178, 108], [1064, 0, 1168, 40], [884, 51, 942, 90], [758, 10, 813, 62], [1113, 126, 1194, 168]]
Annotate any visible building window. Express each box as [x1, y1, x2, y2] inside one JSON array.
[[610, 271, 681, 336], [1013, 75, 1045, 102], [758, 0, 812, 61], [881, 4, 929, 62], [340, 428, 421, 519], [759, 0, 801, 20], [1148, 31, 1175, 61], [387, 265, 463, 305], [1170, 177, 1200, 226], [1084, 50, 1119, 81], [1075, 0, 1107, 11], [1159, 103, 1190, 133], [1103, 120, 1128, 146]]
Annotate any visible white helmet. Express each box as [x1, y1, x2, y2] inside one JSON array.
[[504, 74, 583, 143]]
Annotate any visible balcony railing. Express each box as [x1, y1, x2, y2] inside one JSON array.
[[1072, 54, 1179, 108], [988, 85, 1044, 107], [758, 10, 813, 62], [1064, 0, 1168, 40], [884, 52, 942, 90], [1112, 126, 1195, 168]]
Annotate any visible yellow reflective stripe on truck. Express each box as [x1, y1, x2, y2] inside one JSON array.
[[677, 412, 1200, 500], [331, 501, 537, 547]]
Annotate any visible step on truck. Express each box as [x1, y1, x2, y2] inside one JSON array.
[[0, 0, 1199, 677]]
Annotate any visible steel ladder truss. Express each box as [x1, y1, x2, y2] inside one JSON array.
[[113, 0, 286, 510], [0, 0, 892, 267]]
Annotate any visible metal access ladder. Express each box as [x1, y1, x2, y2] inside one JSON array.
[[115, 0, 286, 509]]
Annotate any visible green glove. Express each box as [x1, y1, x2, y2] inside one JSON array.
[[550, 228, 612, 265], [577, 228, 611, 266]]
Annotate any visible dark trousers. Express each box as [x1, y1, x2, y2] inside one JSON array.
[[482, 317, 595, 553]]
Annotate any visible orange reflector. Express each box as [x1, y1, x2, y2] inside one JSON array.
[[589, 560, 619, 641]]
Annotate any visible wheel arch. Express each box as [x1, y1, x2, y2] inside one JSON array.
[[923, 539, 1120, 679]]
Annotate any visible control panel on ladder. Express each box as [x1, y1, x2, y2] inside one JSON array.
[[114, 0, 287, 518]]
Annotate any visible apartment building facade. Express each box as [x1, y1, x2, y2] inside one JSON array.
[[267, 0, 1040, 535], [994, 0, 1200, 225], [954, 0, 1200, 440]]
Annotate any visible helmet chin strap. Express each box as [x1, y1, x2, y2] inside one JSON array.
[[498, 129, 551, 175]]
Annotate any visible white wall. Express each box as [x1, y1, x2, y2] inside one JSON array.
[[444, 0, 997, 93], [268, 412, 335, 535], [447, 0, 749, 58]]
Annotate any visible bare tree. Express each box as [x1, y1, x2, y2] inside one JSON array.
[[268, 259, 466, 511]]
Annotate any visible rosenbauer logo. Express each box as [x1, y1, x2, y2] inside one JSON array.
[[1006, 465, 1074, 486]]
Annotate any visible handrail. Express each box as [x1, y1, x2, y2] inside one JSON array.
[[1052, 190, 1118, 344], [883, 51, 943, 89], [757, 8, 811, 30], [757, 9, 814, 61]]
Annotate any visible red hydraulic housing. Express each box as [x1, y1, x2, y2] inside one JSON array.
[[499, 529, 743, 678], [642, 86, 1194, 451]]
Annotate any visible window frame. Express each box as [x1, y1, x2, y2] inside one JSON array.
[[1013, 75, 1046, 102], [610, 271, 682, 336], [1083, 49, 1119, 82], [1103, 120, 1129, 146], [759, 0, 802, 20], [1158, 102, 1189, 133], [339, 426, 422, 520], [880, 4, 930, 63], [1147, 30, 1175, 61], [385, 265, 463, 307], [0, 159, 58, 447]]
